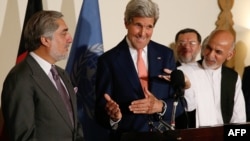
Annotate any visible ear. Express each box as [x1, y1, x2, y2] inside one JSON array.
[[226, 49, 235, 60], [40, 36, 50, 47], [124, 20, 129, 29]]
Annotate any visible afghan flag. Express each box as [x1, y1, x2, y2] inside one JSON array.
[[0, 1, 43, 140], [16, 0, 43, 64], [65, 0, 110, 141]]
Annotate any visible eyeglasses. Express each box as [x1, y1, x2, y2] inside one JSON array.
[[177, 41, 198, 47]]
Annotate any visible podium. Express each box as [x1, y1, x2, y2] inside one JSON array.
[[178, 126, 223, 141], [121, 126, 224, 141], [121, 123, 250, 141]]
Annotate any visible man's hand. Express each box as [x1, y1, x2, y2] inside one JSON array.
[[129, 88, 163, 114], [159, 68, 191, 89], [104, 94, 122, 122]]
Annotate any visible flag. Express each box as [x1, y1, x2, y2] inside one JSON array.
[[65, 0, 109, 141], [0, 1, 43, 140], [0, 1, 42, 140], [16, 0, 43, 64]]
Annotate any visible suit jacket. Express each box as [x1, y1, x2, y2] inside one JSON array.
[[95, 37, 185, 139], [242, 66, 250, 122], [1, 55, 84, 141]]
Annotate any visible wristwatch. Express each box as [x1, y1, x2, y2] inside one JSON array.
[[158, 100, 167, 116]]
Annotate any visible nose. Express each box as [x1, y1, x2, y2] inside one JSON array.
[[204, 49, 215, 59], [138, 27, 146, 36], [67, 34, 73, 43]]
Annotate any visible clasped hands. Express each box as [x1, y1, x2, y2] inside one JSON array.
[[104, 87, 163, 122], [104, 68, 190, 122]]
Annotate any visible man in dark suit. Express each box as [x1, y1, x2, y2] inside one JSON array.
[[174, 28, 202, 128], [242, 66, 250, 121], [95, 0, 186, 140], [1, 11, 84, 141]]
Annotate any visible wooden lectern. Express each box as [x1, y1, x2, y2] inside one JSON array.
[[121, 125, 224, 141], [121, 123, 250, 141]]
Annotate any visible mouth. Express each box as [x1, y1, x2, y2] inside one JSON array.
[[205, 59, 216, 65], [135, 35, 147, 42]]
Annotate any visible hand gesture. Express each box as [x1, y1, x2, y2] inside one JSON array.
[[104, 93, 122, 122], [129, 88, 164, 114]]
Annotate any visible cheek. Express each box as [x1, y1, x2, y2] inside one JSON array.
[[216, 56, 227, 64], [146, 30, 153, 37], [202, 50, 207, 56]]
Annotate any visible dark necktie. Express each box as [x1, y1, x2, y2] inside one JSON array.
[[51, 65, 74, 126], [137, 49, 148, 89]]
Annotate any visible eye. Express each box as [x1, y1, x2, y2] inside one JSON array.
[[189, 41, 198, 46], [134, 23, 142, 28], [215, 50, 223, 55], [177, 41, 198, 47], [145, 25, 153, 30]]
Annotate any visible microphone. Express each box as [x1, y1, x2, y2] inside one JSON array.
[[170, 69, 185, 99], [170, 69, 186, 129]]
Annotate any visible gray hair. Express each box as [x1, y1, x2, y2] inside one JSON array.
[[24, 10, 63, 52], [124, 0, 159, 25]]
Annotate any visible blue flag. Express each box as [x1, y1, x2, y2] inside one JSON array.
[[65, 0, 109, 141]]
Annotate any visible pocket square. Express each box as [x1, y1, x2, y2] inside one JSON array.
[[157, 57, 162, 60], [74, 87, 78, 94]]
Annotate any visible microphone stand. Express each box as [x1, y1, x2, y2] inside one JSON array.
[[170, 88, 184, 130], [159, 116, 174, 130]]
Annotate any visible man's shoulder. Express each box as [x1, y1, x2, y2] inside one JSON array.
[[244, 65, 250, 72], [149, 40, 171, 50], [178, 62, 201, 70], [222, 65, 238, 75], [221, 66, 238, 83]]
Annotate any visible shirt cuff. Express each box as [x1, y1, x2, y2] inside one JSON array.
[[158, 100, 167, 116], [110, 118, 121, 130]]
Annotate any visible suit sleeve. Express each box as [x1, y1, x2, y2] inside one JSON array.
[[1, 70, 36, 140], [95, 56, 112, 129]]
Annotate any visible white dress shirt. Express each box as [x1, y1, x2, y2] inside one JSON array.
[[30, 52, 67, 92], [178, 62, 246, 127]]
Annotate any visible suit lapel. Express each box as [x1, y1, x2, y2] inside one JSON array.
[[116, 40, 143, 96], [147, 43, 164, 80], [26, 56, 74, 129]]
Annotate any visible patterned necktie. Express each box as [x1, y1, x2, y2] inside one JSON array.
[[137, 49, 148, 89], [51, 65, 74, 126]]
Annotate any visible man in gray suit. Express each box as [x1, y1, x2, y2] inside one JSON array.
[[1, 10, 84, 141]]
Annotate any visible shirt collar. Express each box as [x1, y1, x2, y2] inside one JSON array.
[[30, 52, 52, 75], [126, 36, 148, 53]]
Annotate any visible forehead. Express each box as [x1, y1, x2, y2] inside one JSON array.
[[178, 32, 198, 41], [208, 34, 232, 48], [132, 17, 155, 24], [55, 18, 67, 29], [208, 31, 234, 46]]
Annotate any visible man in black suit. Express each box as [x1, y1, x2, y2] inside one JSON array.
[[242, 66, 250, 122], [174, 28, 202, 128], [95, 0, 187, 141], [1, 10, 84, 141]]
